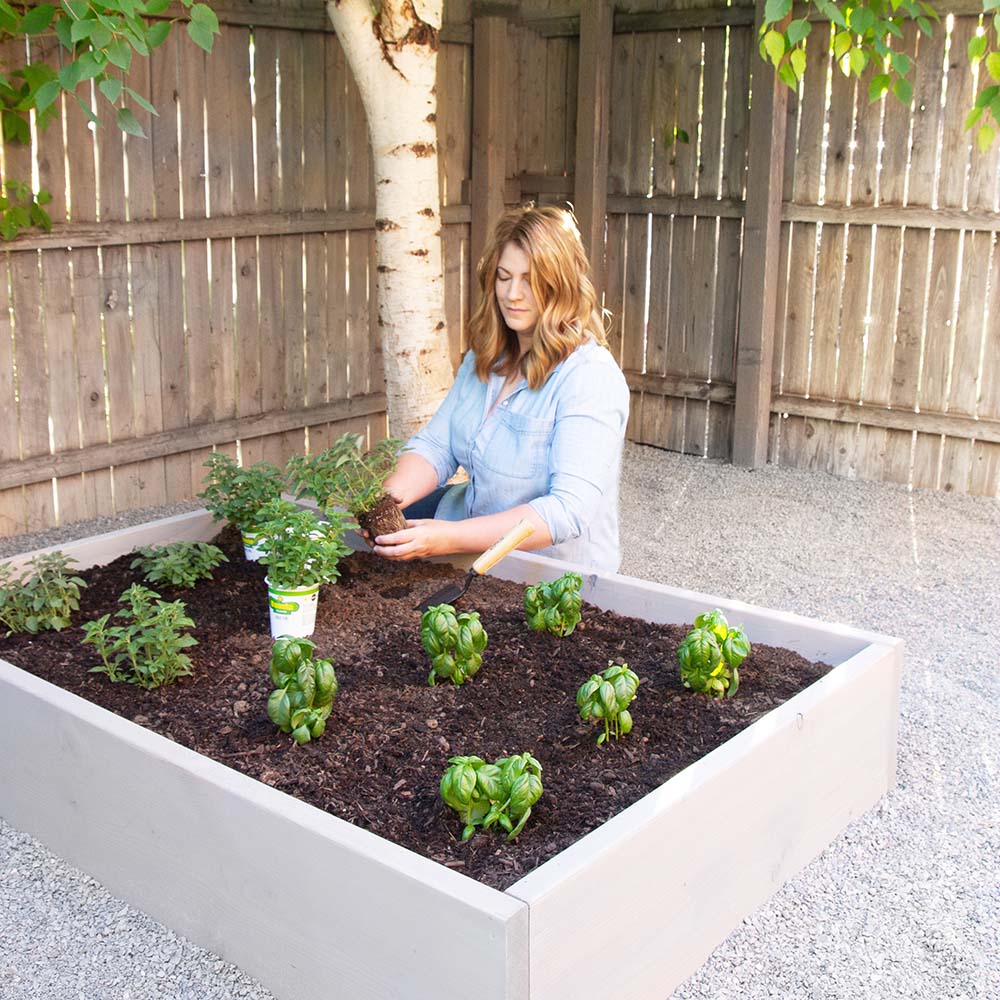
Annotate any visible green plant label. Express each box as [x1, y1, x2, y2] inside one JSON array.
[[270, 598, 300, 612]]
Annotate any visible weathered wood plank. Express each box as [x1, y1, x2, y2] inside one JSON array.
[[0, 395, 387, 491], [733, 0, 789, 468]]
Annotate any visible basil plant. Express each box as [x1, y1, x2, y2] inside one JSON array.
[[677, 609, 751, 699], [420, 603, 487, 686], [577, 660, 640, 745], [439, 751, 543, 842], [267, 636, 338, 745], [523, 571, 583, 637]]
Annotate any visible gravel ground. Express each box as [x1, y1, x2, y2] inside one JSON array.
[[1, 442, 998, 999]]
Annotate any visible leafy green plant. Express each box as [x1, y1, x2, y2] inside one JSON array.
[[420, 603, 487, 686], [255, 499, 353, 589], [0, 1, 220, 240], [677, 609, 750, 699], [197, 452, 286, 533], [130, 541, 227, 589], [524, 571, 583, 637], [81, 583, 197, 689], [758, 0, 1000, 151], [286, 433, 404, 517], [577, 661, 640, 745], [266, 636, 338, 745], [439, 751, 543, 842], [0, 551, 87, 636]]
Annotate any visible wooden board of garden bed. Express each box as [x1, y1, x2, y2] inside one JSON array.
[[0, 521, 832, 890]]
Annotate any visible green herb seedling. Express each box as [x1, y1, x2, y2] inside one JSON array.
[[677, 609, 750, 699], [254, 499, 353, 590], [81, 584, 198, 689], [439, 751, 543, 842], [523, 571, 583, 637], [420, 603, 487, 686], [577, 660, 640, 745], [0, 551, 86, 636], [130, 541, 228, 589], [286, 433, 404, 517], [198, 452, 286, 532], [266, 636, 338, 745]]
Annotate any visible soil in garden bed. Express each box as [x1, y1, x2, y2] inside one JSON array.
[[0, 526, 833, 891]]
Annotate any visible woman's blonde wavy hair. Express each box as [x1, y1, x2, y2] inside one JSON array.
[[469, 205, 609, 389]]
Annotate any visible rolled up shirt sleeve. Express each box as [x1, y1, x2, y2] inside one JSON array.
[[404, 350, 475, 486], [528, 355, 629, 545]]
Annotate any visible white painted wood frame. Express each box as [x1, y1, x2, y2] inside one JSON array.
[[0, 510, 902, 1000]]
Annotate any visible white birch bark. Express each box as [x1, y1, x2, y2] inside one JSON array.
[[326, 0, 455, 441]]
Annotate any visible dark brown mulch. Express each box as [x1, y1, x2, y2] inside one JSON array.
[[0, 526, 832, 891]]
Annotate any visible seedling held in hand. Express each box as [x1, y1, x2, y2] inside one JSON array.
[[130, 542, 227, 589], [421, 603, 487, 686], [524, 571, 583, 637], [577, 660, 640, 745], [677, 609, 750, 699], [439, 751, 543, 842], [286, 433, 407, 538], [267, 636, 338, 745], [81, 584, 198, 689], [0, 551, 86, 636]]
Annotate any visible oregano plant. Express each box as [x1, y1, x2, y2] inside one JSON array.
[[0, 550, 86, 635], [130, 541, 227, 589]]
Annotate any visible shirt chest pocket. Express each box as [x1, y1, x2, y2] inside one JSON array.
[[479, 409, 554, 480]]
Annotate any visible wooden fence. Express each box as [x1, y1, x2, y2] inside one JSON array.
[[483, 0, 1000, 497], [1, 0, 997, 542], [0, 1, 471, 538]]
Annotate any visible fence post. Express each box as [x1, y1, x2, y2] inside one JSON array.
[[573, 0, 614, 300], [470, 16, 508, 303], [732, 1, 788, 468]]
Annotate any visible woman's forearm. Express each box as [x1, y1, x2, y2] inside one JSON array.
[[383, 453, 440, 509], [433, 504, 553, 554]]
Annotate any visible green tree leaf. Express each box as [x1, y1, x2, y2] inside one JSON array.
[[764, 0, 793, 24], [968, 34, 988, 64], [19, 3, 54, 34], [893, 77, 913, 106], [125, 86, 157, 115], [869, 73, 890, 102], [35, 79, 61, 114], [977, 123, 996, 152], [186, 20, 215, 52], [117, 106, 145, 137], [763, 29, 785, 66], [986, 52, 1000, 83], [787, 18, 811, 45], [98, 77, 123, 104]]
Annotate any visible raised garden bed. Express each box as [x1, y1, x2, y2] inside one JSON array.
[[0, 510, 903, 1000]]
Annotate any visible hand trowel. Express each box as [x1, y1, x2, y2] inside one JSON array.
[[414, 518, 535, 612]]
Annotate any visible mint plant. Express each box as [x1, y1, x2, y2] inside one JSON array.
[[524, 571, 583, 637], [81, 584, 198, 689], [255, 499, 353, 589], [420, 603, 487, 686], [439, 751, 543, 842], [130, 542, 228, 589], [267, 636, 338, 745], [0, 551, 87, 635], [577, 661, 640, 745], [677, 609, 751, 699], [197, 452, 286, 533]]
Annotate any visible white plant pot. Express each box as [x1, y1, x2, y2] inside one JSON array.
[[265, 577, 320, 638], [241, 531, 265, 562], [0, 509, 903, 1000]]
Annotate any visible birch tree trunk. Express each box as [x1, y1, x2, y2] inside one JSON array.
[[326, 0, 455, 441]]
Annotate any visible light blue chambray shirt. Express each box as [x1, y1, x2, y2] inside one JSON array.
[[406, 340, 630, 573]]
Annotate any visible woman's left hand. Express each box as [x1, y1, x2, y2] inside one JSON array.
[[372, 519, 452, 561]]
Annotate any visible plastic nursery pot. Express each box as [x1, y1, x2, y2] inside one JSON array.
[[265, 577, 320, 639], [242, 530, 265, 562]]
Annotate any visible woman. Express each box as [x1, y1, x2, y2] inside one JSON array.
[[374, 206, 630, 574]]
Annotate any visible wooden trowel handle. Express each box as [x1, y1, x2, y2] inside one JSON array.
[[472, 518, 535, 576]]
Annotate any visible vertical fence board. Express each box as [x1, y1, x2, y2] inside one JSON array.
[[0, 254, 21, 535], [150, 31, 192, 501], [178, 38, 217, 489], [204, 24, 240, 475]]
